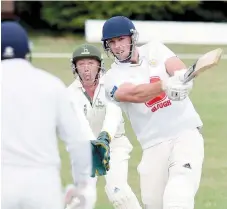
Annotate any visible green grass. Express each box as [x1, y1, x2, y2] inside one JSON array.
[[30, 36, 227, 55], [32, 37, 227, 209]]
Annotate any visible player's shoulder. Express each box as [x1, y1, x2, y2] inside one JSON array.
[[99, 73, 106, 84], [103, 67, 120, 87], [138, 39, 173, 62], [35, 66, 66, 89], [138, 39, 165, 53], [103, 67, 114, 81], [67, 79, 81, 92], [67, 80, 84, 102], [2, 58, 65, 88], [107, 60, 128, 76]]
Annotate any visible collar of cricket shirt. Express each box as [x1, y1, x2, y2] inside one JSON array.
[[73, 77, 83, 88], [113, 54, 144, 68]]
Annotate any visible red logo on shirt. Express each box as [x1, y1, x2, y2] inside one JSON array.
[[145, 76, 172, 112]]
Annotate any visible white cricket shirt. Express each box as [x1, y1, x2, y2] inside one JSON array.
[[67, 76, 125, 139], [104, 41, 203, 149]]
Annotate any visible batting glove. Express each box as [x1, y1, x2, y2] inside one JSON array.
[[162, 74, 193, 101]]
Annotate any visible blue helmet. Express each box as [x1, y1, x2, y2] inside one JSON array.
[[101, 16, 138, 62], [101, 16, 136, 42], [1, 21, 30, 60]]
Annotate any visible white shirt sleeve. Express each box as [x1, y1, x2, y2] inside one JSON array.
[[56, 82, 94, 184], [158, 42, 176, 62], [104, 70, 125, 104], [147, 40, 176, 63]]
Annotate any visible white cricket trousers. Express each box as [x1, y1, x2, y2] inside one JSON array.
[[105, 135, 133, 187], [137, 128, 204, 209], [2, 165, 64, 209]]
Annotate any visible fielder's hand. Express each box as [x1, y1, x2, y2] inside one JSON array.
[[162, 70, 193, 101], [64, 184, 96, 209], [90, 131, 111, 177]]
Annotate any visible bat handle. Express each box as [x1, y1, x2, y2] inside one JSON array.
[[182, 64, 196, 84]]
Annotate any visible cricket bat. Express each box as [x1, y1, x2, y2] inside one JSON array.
[[183, 48, 223, 84]]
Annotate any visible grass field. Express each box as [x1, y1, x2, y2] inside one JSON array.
[[32, 37, 227, 209]]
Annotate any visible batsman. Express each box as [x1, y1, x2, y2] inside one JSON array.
[[102, 16, 204, 209], [65, 44, 142, 209]]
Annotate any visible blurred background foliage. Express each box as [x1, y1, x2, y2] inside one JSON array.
[[14, 1, 227, 34]]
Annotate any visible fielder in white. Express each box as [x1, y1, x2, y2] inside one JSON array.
[[65, 44, 142, 209], [101, 16, 204, 209], [1, 21, 96, 209]]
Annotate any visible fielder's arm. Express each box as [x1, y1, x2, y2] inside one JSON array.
[[89, 101, 122, 175], [101, 100, 123, 139], [56, 83, 93, 185], [67, 89, 110, 177]]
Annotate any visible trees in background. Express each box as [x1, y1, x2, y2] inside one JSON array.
[[14, 1, 227, 33]]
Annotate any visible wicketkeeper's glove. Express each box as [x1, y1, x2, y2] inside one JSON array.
[[90, 131, 111, 177]]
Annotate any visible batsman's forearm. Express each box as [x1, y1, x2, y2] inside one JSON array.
[[132, 81, 164, 103]]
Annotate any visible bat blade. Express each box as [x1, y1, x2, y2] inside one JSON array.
[[183, 48, 223, 84]]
